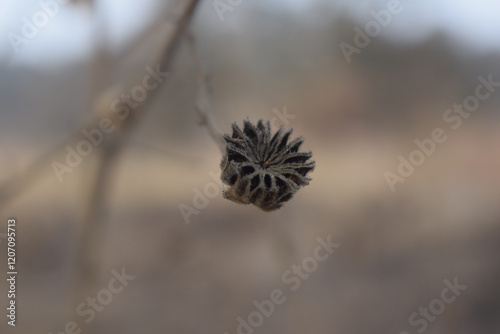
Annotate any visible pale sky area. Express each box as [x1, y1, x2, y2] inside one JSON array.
[[0, 0, 499, 67]]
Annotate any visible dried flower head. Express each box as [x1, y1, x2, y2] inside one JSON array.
[[220, 120, 315, 211]]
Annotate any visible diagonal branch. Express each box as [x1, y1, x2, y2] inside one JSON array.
[[0, 0, 202, 209], [72, 0, 202, 289]]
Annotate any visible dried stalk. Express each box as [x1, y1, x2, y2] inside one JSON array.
[[187, 30, 225, 152], [66, 0, 202, 327]]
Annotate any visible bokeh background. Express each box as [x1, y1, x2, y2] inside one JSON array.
[[1, 0, 500, 333]]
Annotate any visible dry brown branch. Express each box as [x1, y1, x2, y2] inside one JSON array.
[[0, 1, 201, 209], [1, 4, 204, 317], [71, 0, 203, 310], [71, 0, 114, 311]]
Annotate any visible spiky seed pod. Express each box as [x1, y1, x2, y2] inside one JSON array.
[[220, 120, 315, 211]]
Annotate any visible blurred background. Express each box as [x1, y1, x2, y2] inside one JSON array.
[[0, 0, 499, 333]]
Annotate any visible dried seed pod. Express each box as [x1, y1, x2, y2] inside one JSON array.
[[220, 120, 315, 211]]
